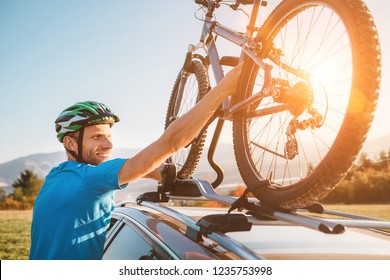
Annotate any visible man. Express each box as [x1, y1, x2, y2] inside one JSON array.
[[29, 63, 243, 259]]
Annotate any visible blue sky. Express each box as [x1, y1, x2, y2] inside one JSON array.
[[0, 0, 389, 164]]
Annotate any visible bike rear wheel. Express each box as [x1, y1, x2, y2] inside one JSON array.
[[165, 60, 210, 179], [233, 0, 381, 209]]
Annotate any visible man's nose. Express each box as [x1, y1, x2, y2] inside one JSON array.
[[102, 137, 113, 149]]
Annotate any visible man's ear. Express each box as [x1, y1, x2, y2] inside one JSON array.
[[63, 135, 77, 152]]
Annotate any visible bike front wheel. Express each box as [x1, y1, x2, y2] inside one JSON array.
[[233, 0, 381, 209], [165, 59, 210, 179]]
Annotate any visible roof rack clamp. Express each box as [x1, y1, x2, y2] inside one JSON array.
[[136, 186, 169, 204], [196, 214, 252, 235], [228, 188, 276, 219]]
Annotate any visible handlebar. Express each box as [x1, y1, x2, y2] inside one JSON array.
[[238, 0, 256, 4], [195, 0, 255, 8]]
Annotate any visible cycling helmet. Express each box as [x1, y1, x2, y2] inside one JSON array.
[[55, 101, 119, 163], [55, 101, 120, 143]]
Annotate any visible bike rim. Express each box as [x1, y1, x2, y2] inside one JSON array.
[[243, 3, 354, 187]]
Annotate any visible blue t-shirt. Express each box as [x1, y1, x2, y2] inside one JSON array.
[[29, 158, 128, 260]]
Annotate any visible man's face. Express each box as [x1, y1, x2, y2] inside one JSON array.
[[81, 124, 113, 165]]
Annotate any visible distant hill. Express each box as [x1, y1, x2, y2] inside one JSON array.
[[0, 152, 66, 184], [0, 144, 239, 199], [361, 134, 390, 158], [0, 148, 140, 197], [1, 135, 388, 200], [0, 148, 141, 183]]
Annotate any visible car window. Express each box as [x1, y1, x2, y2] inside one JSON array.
[[106, 217, 120, 237], [102, 223, 160, 260]]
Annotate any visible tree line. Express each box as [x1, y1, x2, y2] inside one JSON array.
[[0, 170, 43, 210], [0, 149, 389, 210], [320, 150, 390, 204]]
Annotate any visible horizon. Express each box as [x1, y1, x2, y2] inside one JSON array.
[[1, 132, 390, 165], [0, 133, 388, 193], [1, 0, 389, 164]]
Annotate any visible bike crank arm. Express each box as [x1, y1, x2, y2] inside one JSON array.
[[227, 99, 289, 120], [226, 88, 270, 117]]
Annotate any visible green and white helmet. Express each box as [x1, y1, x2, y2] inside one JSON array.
[[55, 101, 120, 143]]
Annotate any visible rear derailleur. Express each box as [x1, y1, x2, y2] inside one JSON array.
[[271, 78, 324, 160]]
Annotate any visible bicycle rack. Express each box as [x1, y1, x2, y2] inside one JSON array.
[[169, 179, 345, 234], [134, 178, 390, 234], [116, 178, 390, 260]]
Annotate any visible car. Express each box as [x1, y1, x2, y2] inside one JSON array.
[[102, 179, 390, 260]]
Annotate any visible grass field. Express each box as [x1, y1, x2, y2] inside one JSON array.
[[1, 204, 389, 260], [0, 210, 32, 260]]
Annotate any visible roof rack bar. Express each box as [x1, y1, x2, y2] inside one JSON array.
[[322, 209, 384, 221], [296, 203, 390, 228], [140, 200, 261, 259], [141, 200, 199, 228], [273, 211, 345, 234], [206, 232, 261, 260], [299, 203, 384, 221], [118, 199, 200, 232], [183, 179, 346, 234], [194, 179, 390, 231], [322, 219, 390, 229], [117, 199, 261, 259]]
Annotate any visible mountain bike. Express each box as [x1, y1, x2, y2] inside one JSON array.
[[165, 0, 381, 210]]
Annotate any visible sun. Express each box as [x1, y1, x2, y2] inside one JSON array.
[[310, 62, 336, 85]]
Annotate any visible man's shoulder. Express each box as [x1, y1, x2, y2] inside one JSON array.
[[47, 161, 84, 176], [56, 160, 82, 169], [49, 158, 127, 175]]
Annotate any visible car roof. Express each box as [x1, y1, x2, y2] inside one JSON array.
[[114, 204, 390, 260], [114, 178, 390, 260], [158, 206, 390, 259]]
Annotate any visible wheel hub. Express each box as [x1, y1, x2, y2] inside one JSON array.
[[270, 79, 325, 160], [271, 78, 313, 117]]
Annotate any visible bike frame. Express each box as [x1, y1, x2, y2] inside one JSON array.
[[181, 0, 272, 187], [189, 0, 272, 119], [169, 0, 381, 208]]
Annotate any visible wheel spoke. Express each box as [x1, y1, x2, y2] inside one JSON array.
[[238, 3, 355, 186]]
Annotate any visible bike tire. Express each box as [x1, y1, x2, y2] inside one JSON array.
[[165, 60, 210, 179], [233, 0, 381, 209]]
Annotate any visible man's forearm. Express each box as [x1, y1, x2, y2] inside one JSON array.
[[118, 63, 242, 184], [162, 63, 243, 152]]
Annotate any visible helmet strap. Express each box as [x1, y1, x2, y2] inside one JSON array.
[[66, 149, 79, 162], [76, 127, 85, 163], [65, 127, 84, 163]]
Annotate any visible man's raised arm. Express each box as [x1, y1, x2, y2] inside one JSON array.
[[118, 63, 243, 185]]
